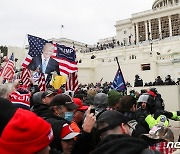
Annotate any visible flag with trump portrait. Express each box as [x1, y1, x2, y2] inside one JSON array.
[[22, 34, 78, 90], [22, 34, 78, 76]]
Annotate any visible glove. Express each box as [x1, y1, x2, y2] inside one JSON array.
[[137, 109, 150, 123], [160, 110, 173, 119]]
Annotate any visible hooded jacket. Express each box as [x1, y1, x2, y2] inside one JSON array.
[[92, 134, 148, 154]]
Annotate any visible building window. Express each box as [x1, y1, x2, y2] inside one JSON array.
[[151, 18, 159, 40], [138, 21, 146, 42], [141, 64, 151, 71], [161, 16, 170, 38], [171, 14, 180, 36], [169, 0, 173, 4], [124, 30, 127, 34]]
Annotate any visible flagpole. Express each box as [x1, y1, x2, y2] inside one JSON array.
[[61, 25, 64, 37], [115, 57, 127, 95]]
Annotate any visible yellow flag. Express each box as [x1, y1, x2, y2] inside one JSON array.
[[50, 75, 66, 89]]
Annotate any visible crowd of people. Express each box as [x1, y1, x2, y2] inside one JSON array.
[[0, 78, 179, 154], [80, 38, 130, 53], [133, 74, 180, 87]]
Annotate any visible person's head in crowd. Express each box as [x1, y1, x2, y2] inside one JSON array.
[[73, 97, 88, 124], [41, 89, 57, 106], [102, 87, 109, 94], [16, 84, 30, 94], [135, 74, 139, 79], [87, 88, 97, 97], [61, 123, 80, 154], [9, 90, 31, 110], [42, 43, 54, 60], [0, 97, 53, 153], [107, 90, 122, 110], [140, 125, 176, 154], [94, 93, 108, 109], [140, 89, 147, 95], [97, 110, 130, 139], [50, 94, 78, 122], [140, 125, 174, 144], [129, 89, 135, 97], [0, 83, 15, 99], [32, 91, 44, 105], [137, 93, 155, 111], [74, 92, 86, 101], [95, 86, 102, 93], [166, 74, 171, 79], [119, 95, 137, 112], [147, 88, 158, 97], [64, 90, 74, 98], [157, 76, 161, 79], [74, 89, 87, 100]]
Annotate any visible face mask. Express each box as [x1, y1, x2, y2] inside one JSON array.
[[64, 112, 74, 122]]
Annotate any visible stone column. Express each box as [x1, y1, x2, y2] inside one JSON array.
[[145, 21, 148, 41], [132, 24, 136, 42], [168, 16, 172, 36], [149, 20, 152, 40], [135, 23, 139, 43], [158, 18, 162, 39]]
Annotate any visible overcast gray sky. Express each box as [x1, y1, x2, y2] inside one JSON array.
[[0, 0, 155, 47]]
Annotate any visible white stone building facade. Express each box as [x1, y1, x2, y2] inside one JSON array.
[[77, 0, 180, 85]]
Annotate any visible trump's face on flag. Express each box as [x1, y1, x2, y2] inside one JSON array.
[[42, 43, 54, 59]]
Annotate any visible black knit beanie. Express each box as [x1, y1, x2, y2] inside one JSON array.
[[0, 97, 17, 136]]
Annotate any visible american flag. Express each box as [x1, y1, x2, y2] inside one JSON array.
[[22, 34, 78, 90], [22, 34, 48, 68], [20, 68, 31, 87], [22, 35, 77, 76], [0, 53, 15, 79], [38, 73, 46, 91], [66, 71, 78, 92]]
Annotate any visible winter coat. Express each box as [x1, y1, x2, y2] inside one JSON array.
[[91, 134, 148, 154]]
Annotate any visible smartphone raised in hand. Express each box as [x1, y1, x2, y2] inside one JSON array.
[[90, 108, 95, 115]]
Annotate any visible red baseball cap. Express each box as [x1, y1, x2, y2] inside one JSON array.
[[73, 98, 88, 111], [61, 123, 80, 140]]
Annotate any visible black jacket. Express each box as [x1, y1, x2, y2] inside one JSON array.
[[121, 111, 149, 138], [46, 114, 69, 152], [92, 134, 148, 154], [28, 56, 60, 75]]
